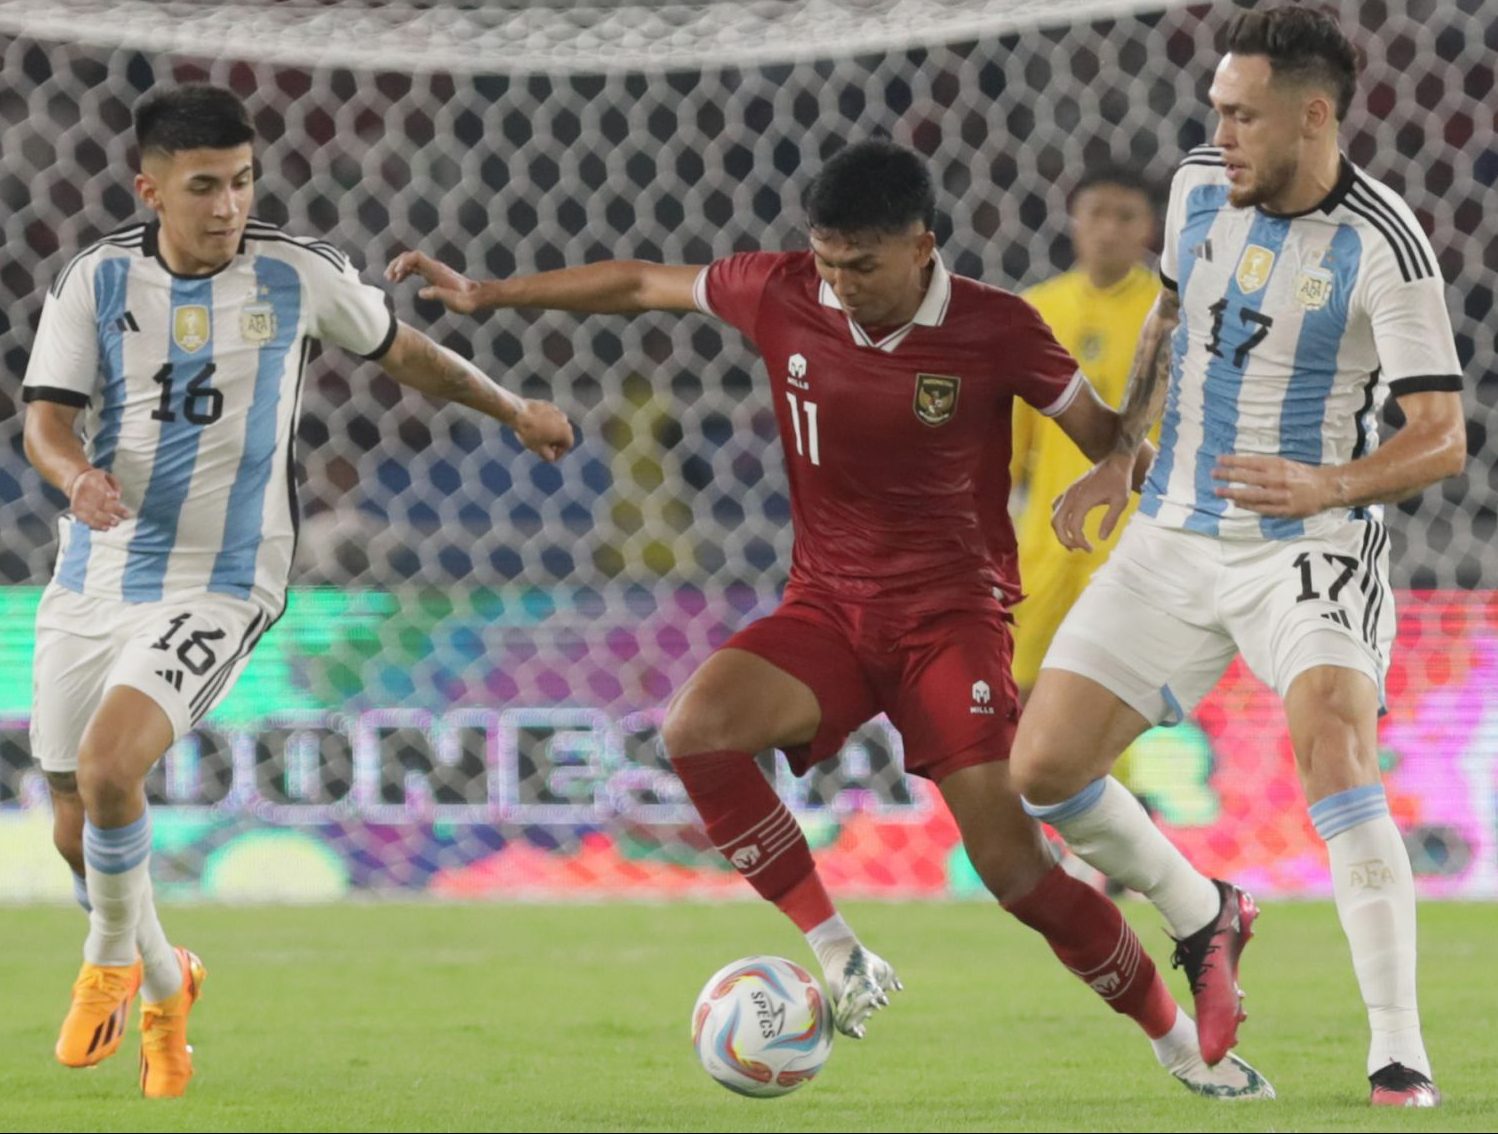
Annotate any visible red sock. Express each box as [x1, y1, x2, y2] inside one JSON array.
[[1004, 864, 1178, 1039], [671, 750, 835, 932]]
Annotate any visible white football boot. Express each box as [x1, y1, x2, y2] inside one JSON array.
[[823, 944, 902, 1039], [1168, 1047, 1277, 1100]]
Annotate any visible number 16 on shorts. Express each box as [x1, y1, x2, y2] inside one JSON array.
[[116, 595, 269, 737]]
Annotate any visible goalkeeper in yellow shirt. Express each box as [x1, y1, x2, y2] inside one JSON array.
[[1011, 164, 1160, 700]]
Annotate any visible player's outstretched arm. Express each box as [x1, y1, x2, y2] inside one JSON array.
[[1213, 390, 1465, 518], [1048, 380, 1156, 552], [374, 322, 575, 462], [22, 401, 131, 530], [1048, 291, 1178, 551], [385, 251, 704, 316]]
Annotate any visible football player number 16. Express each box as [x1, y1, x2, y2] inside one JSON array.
[[785, 393, 821, 466]]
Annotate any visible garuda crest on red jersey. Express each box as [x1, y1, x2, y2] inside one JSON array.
[[913, 373, 960, 427]]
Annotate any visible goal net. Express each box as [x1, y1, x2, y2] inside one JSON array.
[[0, 0, 1493, 901]]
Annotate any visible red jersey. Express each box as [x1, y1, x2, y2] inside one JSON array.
[[694, 250, 1082, 624]]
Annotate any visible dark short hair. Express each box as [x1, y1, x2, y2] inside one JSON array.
[[802, 139, 936, 236], [1223, 6, 1362, 121], [1067, 163, 1161, 213], [134, 84, 254, 158]]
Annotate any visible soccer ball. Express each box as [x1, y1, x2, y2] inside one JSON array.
[[691, 955, 833, 1098]]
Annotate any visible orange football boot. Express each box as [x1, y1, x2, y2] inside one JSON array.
[[139, 947, 207, 1099], [55, 958, 143, 1067]]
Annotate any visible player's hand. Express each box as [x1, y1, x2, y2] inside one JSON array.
[[512, 399, 575, 462], [1051, 451, 1132, 553], [67, 468, 131, 530], [1213, 454, 1330, 518], [385, 250, 486, 314]]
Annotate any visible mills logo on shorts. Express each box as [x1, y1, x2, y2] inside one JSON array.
[[970, 679, 994, 715], [914, 373, 960, 426]]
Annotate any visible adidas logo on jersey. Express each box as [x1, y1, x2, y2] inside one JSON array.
[[154, 669, 184, 692]]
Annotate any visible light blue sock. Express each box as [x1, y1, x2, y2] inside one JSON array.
[[1310, 785, 1429, 1077], [1025, 776, 1219, 937], [82, 815, 152, 968]]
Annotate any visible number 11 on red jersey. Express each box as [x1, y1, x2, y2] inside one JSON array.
[[786, 393, 820, 465]]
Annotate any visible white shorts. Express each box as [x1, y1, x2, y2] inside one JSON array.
[[31, 585, 272, 773], [1041, 517, 1394, 726]]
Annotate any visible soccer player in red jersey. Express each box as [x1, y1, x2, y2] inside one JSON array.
[[389, 140, 1272, 1097]]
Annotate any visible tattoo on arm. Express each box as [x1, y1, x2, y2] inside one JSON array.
[[410, 332, 476, 401], [383, 323, 519, 425], [1114, 290, 1180, 455]]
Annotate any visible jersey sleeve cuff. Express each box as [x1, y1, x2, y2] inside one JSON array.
[[22, 385, 90, 408], [357, 293, 400, 361], [1389, 374, 1462, 397], [1037, 369, 1086, 418], [1159, 268, 1178, 291], [692, 266, 717, 318]]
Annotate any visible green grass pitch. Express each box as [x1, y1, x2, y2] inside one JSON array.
[[0, 900, 1492, 1132]]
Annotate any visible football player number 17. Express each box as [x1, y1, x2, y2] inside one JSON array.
[[785, 393, 821, 466]]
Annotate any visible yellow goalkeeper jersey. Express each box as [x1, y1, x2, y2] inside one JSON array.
[[1010, 264, 1159, 687]]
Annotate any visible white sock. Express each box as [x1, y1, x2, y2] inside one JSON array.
[[137, 877, 183, 1003], [1024, 777, 1220, 937], [1149, 1003, 1196, 1069], [82, 816, 152, 967], [1311, 787, 1430, 1079], [804, 912, 857, 974]]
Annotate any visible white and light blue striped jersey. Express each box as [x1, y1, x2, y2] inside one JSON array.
[[1139, 147, 1463, 540], [22, 219, 397, 612]]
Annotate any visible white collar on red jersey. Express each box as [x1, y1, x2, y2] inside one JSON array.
[[817, 253, 953, 353]]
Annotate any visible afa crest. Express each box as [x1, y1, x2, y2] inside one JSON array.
[[241, 303, 277, 344], [913, 373, 960, 427], [172, 305, 211, 353], [1234, 245, 1276, 294], [1295, 267, 1334, 311]]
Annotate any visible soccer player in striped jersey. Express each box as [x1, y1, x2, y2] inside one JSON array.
[[1012, 8, 1465, 1107], [390, 139, 1275, 1099], [22, 84, 573, 1097]]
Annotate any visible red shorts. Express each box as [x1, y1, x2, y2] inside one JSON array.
[[720, 593, 1020, 783]]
